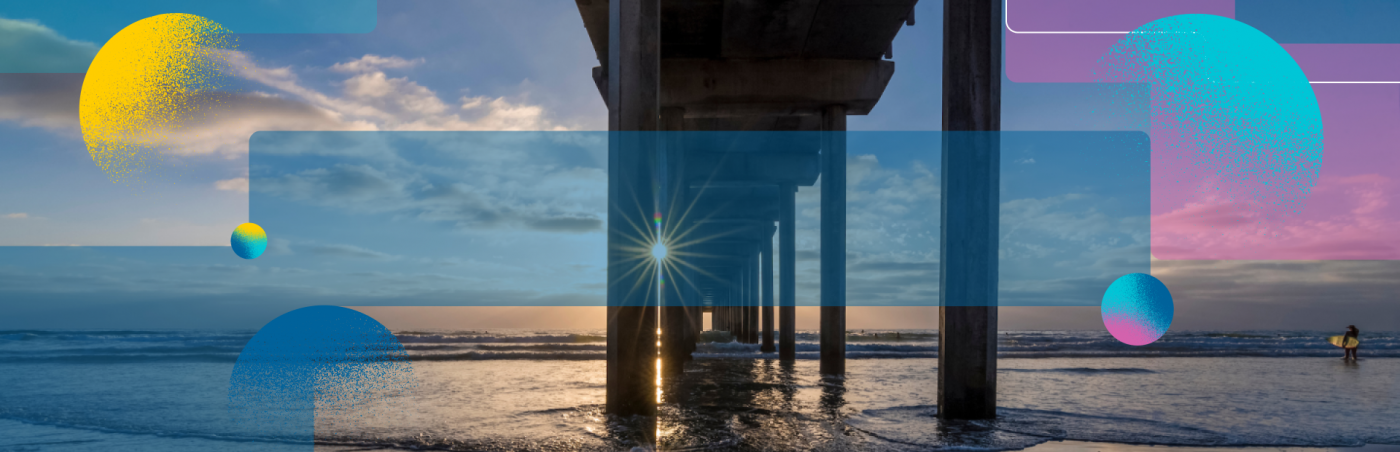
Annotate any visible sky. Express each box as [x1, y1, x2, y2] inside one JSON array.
[[0, 0, 1397, 331]]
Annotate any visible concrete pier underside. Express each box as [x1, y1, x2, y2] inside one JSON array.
[[582, 0, 1000, 428]]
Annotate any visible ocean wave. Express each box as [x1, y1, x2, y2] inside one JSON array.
[[1000, 367, 1156, 374], [0, 345, 246, 356], [411, 351, 607, 361], [396, 334, 607, 344], [693, 351, 940, 360], [0, 414, 308, 447], [4, 330, 1398, 362], [404, 343, 608, 352], [0, 353, 243, 364], [0, 331, 253, 343], [848, 405, 1397, 448]]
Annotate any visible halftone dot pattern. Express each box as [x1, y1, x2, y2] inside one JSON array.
[[228, 306, 416, 444], [230, 222, 267, 259], [1095, 14, 1323, 227], [1102, 273, 1174, 346], [79, 13, 238, 184]]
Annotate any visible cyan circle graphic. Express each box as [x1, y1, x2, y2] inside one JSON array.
[[230, 222, 267, 259], [1097, 14, 1323, 222], [1101, 273, 1174, 346]]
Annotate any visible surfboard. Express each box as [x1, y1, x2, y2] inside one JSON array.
[[1327, 335, 1360, 348]]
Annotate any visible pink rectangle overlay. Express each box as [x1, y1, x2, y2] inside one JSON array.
[[1005, 0, 1235, 83], [1003, 1, 1400, 259]]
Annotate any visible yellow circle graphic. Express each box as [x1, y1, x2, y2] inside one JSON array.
[[79, 13, 237, 183]]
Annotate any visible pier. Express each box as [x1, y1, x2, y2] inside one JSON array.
[[577, 0, 1001, 429]]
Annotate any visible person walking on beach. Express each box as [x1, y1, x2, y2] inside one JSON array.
[[1343, 325, 1360, 361]]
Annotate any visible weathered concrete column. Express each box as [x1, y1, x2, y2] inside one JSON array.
[[736, 270, 745, 340], [735, 263, 745, 341], [739, 254, 750, 344], [711, 303, 720, 331], [761, 222, 776, 353], [746, 257, 756, 344], [735, 266, 745, 341], [747, 252, 760, 344], [779, 184, 797, 361], [660, 107, 688, 377], [689, 303, 701, 358], [662, 305, 686, 376], [939, 0, 1001, 420], [727, 276, 737, 335], [741, 261, 753, 343], [751, 254, 761, 345], [605, 0, 660, 419], [718, 277, 727, 333], [731, 281, 739, 337], [820, 104, 847, 376], [717, 285, 726, 332]]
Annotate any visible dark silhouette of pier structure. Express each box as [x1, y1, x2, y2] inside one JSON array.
[[576, 0, 1001, 434]]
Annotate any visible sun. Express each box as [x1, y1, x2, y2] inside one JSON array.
[[651, 242, 668, 261]]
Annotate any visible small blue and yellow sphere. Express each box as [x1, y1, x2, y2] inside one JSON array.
[[230, 223, 267, 259]]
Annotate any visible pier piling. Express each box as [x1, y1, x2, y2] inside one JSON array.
[[779, 184, 797, 361], [939, 0, 1002, 421], [819, 104, 847, 376], [604, 0, 660, 421]]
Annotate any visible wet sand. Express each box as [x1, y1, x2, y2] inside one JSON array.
[[317, 357, 1399, 451], [1025, 441, 1400, 452]]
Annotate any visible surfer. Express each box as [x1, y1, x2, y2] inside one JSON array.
[[1344, 325, 1360, 360]]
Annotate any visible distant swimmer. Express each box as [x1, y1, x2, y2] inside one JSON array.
[[1344, 325, 1360, 361]]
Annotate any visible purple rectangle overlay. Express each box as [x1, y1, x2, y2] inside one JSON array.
[[1006, 1, 1400, 259], [1006, 0, 1235, 83]]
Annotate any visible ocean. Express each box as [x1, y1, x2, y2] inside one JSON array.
[[1, 329, 1397, 451]]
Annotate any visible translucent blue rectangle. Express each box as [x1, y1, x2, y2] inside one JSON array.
[[248, 131, 1147, 307], [0, 131, 1148, 327]]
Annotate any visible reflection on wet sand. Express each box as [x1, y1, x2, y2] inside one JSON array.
[[649, 358, 876, 451]]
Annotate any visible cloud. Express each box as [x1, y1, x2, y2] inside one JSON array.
[[214, 177, 249, 193], [221, 50, 567, 134], [161, 91, 375, 157], [1153, 173, 1400, 259], [255, 162, 607, 233], [526, 216, 602, 232], [1152, 259, 1400, 329], [1002, 194, 1119, 244], [0, 73, 83, 131], [849, 261, 938, 273], [0, 17, 98, 72], [413, 181, 603, 233], [256, 164, 413, 208], [265, 238, 293, 256], [301, 243, 398, 260], [4, 213, 29, 219], [330, 55, 424, 73], [1, 47, 567, 158]]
